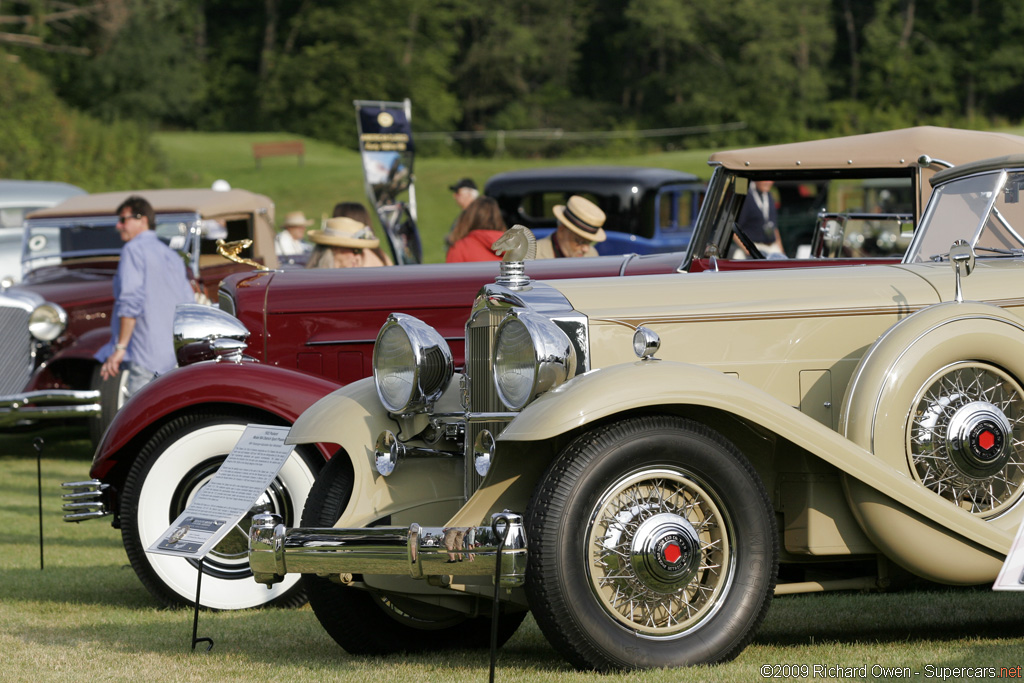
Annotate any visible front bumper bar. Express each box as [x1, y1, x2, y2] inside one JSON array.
[[0, 389, 101, 428], [61, 479, 113, 522], [249, 511, 528, 588]]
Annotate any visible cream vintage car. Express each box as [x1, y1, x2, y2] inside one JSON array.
[[249, 154, 1024, 669]]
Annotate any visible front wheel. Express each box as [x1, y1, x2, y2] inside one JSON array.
[[302, 453, 526, 654], [120, 411, 319, 609], [525, 416, 777, 671]]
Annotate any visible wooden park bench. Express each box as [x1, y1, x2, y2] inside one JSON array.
[[252, 141, 305, 169]]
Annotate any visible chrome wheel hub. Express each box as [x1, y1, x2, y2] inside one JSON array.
[[909, 362, 1024, 517], [587, 469, 732, 637]]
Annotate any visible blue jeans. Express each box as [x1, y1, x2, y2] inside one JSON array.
[[124, 361, 158, 399]]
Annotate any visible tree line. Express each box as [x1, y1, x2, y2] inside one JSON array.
[[3, 0, 1024, 156]]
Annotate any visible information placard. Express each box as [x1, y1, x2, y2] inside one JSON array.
[[993, 514, 1024, 590], [147, 424, 294, 559]]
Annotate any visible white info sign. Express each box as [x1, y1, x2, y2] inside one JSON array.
[[147, 424, 294, 559], [994, 515, 1024, 591]]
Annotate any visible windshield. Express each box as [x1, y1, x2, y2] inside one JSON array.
[[22, 212, 202, 274], [905, 170, 1024, 263]]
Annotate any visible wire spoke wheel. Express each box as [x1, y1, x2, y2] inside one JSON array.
[[587, 468, 731, 636], [908, 361, 1024, 517]]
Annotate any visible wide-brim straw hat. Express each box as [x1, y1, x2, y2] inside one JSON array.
[[308, 216, 380, 249], [282, 210, 314, 228], [552, 195, 607, 243]]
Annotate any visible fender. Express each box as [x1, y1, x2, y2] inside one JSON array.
[[25, 327, 109, 391], [91, 361, 342, 481], [839, 301, 1024, 583], [287, 376, 466, 529], [495, 360, 1012, 569]]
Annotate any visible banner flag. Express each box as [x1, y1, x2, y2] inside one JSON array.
[[354, 98, 421, 265]]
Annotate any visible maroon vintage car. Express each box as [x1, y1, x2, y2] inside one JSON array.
[[0, 188, 279, 444], [62, 126, 1024, 611]]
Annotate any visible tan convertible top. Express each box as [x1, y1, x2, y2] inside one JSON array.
[[709, 126, 1024, 171], [27, 188, 278, 269]]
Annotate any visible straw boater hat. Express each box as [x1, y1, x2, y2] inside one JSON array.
[[282, 210, 313, 229], [307, 216, 380, 249], [552, 195, 607, 243]]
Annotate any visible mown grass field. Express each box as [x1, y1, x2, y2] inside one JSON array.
[[3, 453, 1024, 682], [153, 131, 713, 264]]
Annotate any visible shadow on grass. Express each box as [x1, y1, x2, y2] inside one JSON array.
[[756, 586, 1024, 647], [0, 563, 152, 608]]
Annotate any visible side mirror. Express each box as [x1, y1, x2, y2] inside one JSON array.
[[949, 239, 975, 303]]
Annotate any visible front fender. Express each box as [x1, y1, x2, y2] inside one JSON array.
[[92, 362, 342, 481], [25, 327, 110, 391], [498, 361, 1012, 560], [287, 376, 466, 529]]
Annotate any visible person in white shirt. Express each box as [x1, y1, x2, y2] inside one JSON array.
[[275, 211, 313, 256]]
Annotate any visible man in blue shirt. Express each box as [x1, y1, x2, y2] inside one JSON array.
[[95, 195, 194, 398]]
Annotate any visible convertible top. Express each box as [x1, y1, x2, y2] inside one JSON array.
[[710, 126, 1024, 172]]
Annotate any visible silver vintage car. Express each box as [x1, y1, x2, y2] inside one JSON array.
[[250, 153, 1024, 669]]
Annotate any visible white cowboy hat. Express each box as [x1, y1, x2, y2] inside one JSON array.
[[552, 195, 607, 243], [282, 210, 314, 228], [307, 216, 380, 249]]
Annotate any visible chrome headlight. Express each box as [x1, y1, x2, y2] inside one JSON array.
[[29, 302, 67, 341], [173, 303, 250, 365], [373, 313, 453, 414], [493, 310, 576, 410]]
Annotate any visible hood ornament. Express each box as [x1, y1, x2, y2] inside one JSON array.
[[492, 225, 536, 290], [216, 239, 270, 271]]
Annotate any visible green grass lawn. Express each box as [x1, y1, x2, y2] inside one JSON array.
[[3, 454, 1024, 681], [153, 131, 713, 264]]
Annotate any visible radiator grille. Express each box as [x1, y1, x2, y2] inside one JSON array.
[[0, 305, 32, 395], [464, 307, 510, 496]]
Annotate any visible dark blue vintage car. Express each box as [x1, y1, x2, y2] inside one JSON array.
[[484, 166, 704, 255]]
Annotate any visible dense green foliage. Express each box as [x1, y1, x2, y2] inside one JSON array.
[[0, 55, 171, 188], [5, 0, 1024, 156]]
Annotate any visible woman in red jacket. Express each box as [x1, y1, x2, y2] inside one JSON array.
[[446, 196, 507, 263]]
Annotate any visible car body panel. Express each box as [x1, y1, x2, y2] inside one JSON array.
[[91, 361, 342, 481]]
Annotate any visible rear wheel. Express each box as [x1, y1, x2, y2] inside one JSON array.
[[121, 411, 318, 609], [302, 453, 526, 654], [525, 415, 777, 670]]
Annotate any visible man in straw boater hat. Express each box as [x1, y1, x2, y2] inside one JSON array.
[[274, 210, 313, 256], [305, 216, 382, 269], [535, 195, 607, 259]]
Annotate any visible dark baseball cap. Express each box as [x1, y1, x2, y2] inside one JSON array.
[[449, 178, 477, 192]]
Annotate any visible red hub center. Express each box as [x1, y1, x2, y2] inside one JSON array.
[[662, 543, 682, 564], [978, 429, 995, 452]]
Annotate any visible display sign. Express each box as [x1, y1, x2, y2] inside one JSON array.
[[147, 425, 294, 559], [994, 515, 1024, 590], [354, 98, 422, 265]]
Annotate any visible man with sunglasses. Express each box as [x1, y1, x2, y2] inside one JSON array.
[[95, 195, 194, 401]]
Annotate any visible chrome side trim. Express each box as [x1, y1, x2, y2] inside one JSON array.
[[249, 512, 527, 588], [0, 389, 101, 427]]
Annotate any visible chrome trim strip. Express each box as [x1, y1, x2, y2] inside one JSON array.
[[0, 389, 101, 427]]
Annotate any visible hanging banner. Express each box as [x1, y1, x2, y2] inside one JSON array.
[[354, 98, 422, 265]]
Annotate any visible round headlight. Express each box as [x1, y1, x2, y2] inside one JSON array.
[[373, 313, 453, 414], [29, 302, 67, 342], [493, 311, 576, 410]]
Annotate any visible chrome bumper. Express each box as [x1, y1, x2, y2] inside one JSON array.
[[61, 479, 113, 522], [0, 389, 101, 428], [249, 511, 528, 588]]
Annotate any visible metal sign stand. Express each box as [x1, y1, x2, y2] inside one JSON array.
[[34, 437, 44, 570], [191, 557, 213, 652], [488, 518, 512, 683]]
